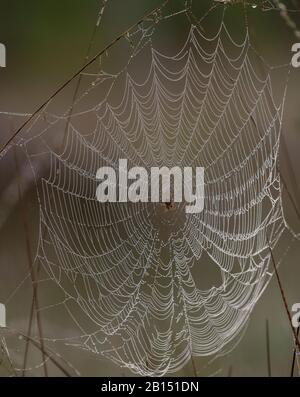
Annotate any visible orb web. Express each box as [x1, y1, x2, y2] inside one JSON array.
[[0, 2, 298, 376]]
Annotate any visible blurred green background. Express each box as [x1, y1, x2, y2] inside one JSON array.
[[0, 0, 300, 377]]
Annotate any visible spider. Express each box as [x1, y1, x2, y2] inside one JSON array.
[[162, 201, 175, 211]]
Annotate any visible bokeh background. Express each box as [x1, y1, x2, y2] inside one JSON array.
[[0, 0, 300, 376]]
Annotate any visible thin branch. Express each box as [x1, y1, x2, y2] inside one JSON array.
[[60, 0, 108, 149], [14, 147, 48, 377], [20, 1, 108, 377], [190, 354, 198, 376], [291, 326, 300, 377], [0, 337, 18, 377], [12, 0, 169, 377], [267, 238, 300, 352], [278, 164, 300, 221], [16, 331, 72, 377], [22, 293, 35, 376], [266, 319, 272, 377], [0, 0, 169, 157]]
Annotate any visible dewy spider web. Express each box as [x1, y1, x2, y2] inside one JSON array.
[[1, 2, 299, 376]]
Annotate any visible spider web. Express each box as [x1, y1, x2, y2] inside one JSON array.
[[0, 1, 299, 376]]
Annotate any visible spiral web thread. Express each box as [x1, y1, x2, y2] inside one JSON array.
[[1, 2, 299, 376]]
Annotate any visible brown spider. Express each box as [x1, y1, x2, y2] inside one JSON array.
[[163, 201, 175, 211]]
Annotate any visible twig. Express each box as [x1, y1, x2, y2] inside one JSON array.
[[22, 294, 35, 376], [13, 0, 169, 377], [21, 1, 109, 377], [190, 354, 198, 376], [60, 0, 108, 149], [266, 319, 272, 377], [278, 164, 300, 221], [267, 238, 300, 352], [290, 326, 300, 377], [14, 147, 48, 377], [16, 331, 72, 377], [0, 337, 18, 377], [0, 0, 169, 157]]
